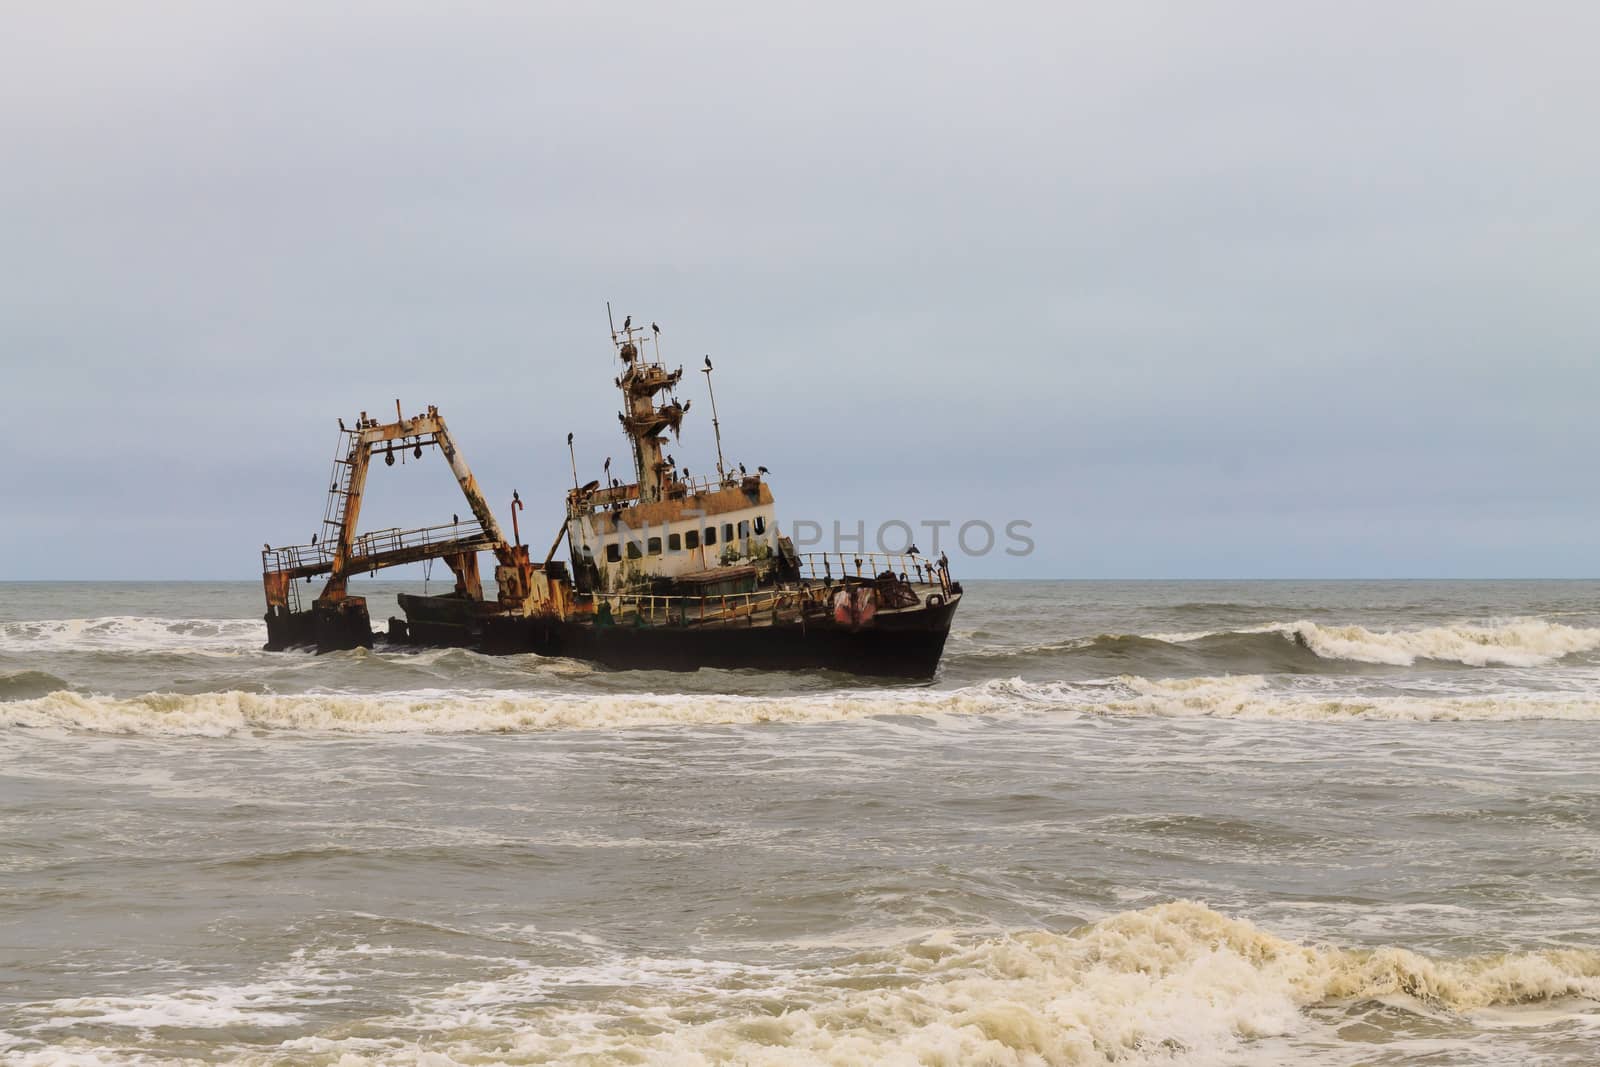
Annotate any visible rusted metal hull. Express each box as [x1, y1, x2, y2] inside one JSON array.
[[390, 592, 961, 679], [263, 598, 374, 653]]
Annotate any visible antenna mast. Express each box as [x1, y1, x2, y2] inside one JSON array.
[[702, 356, 727, 483]]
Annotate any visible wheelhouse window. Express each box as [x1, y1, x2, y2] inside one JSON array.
[[648, 536, 662, 555], [605, 543, 621, 563], [668, 532, 682, 551], [704, 526, 716, 546], [626, 541, 642, 560], [753, 516, 766, 535], [722, 523, 734, 543], [737, 520, 749, 540], [685, 529, 700, 549]]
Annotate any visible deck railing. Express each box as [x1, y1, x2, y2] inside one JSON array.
[[349, 520, 491, 563], [588, 584, 830, 626], [585, 552, 953, 626], [262, 541, 336, 576], [795, 552, 951, 593], [262, 519, 492, 577], [569, 471, 762, 513]]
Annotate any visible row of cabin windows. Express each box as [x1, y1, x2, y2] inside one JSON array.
[[602, 516, 768, 564]]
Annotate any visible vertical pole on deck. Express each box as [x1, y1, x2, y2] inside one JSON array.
[[702, 357, 727, 483]]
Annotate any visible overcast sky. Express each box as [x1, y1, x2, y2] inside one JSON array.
[[3, 1, 1598, 579]]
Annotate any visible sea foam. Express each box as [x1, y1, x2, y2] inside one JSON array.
[[344, 902, 1600, 1065], [1105, 674, 1600, 722], [1275, 618, 1600, 667], [13, 902, 1594, 1066], [1148, 619, 1600, 668], [9, 673, 1600, 736], [0, 684, 1031, 736], [0, 616, 264, 654]]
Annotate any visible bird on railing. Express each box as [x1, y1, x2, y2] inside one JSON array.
[[704, 355, 713, 370], [908, 543, 920, 556], [757, 465, 768, 476], [652, 322, 660, 337], [739, 463, 746, 476]]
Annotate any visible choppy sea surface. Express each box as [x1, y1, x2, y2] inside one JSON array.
[[3, 579, 1600, 1065]]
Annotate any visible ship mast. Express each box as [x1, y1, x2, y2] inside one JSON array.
[[702, 355, 727, 483], [611, 315, 685, 503]]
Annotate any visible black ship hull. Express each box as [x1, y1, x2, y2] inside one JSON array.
[[263, 597, 375, 654], [393, 592, 960, 679]]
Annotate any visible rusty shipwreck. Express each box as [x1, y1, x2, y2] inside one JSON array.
[[261, 317, 961, 678]]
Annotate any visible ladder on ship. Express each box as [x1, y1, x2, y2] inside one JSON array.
[[321, 428, 361, 548], [278, 428, 359, 612], [284, 568, 303, 614], [278, 430, 357, 616]]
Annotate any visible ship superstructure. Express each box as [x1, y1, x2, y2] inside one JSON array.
[[566, 320, 782, 596]]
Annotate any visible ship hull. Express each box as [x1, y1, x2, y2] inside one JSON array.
[[263, 598, 375, 654], [397, 593, 960, 679]]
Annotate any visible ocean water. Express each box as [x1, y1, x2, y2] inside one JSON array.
[[3, 579, 1599, 1065]]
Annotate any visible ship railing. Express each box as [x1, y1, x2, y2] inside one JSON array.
[[568, 481, 639, 513], [590, 585, 835, 626], [590, 559, 953, 626], [262, 518, 492, 577], [569, 471, 759, 514], [796, 552, 952, 594], [347, 519, 490, 562], [666, 471, 750, 495], [261, 541, 337, 576], [665, 470, 732, 495]]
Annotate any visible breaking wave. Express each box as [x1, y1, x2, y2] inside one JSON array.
[[1266, 619, 1600, 667], [0, 684, 1034, 736], [0, 616, 264, 654], [9, 902, 1597, 1065], [957, 618, 1600, 671], [1100, 674, 1600, 722], [9, 673, 1600, 736]]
